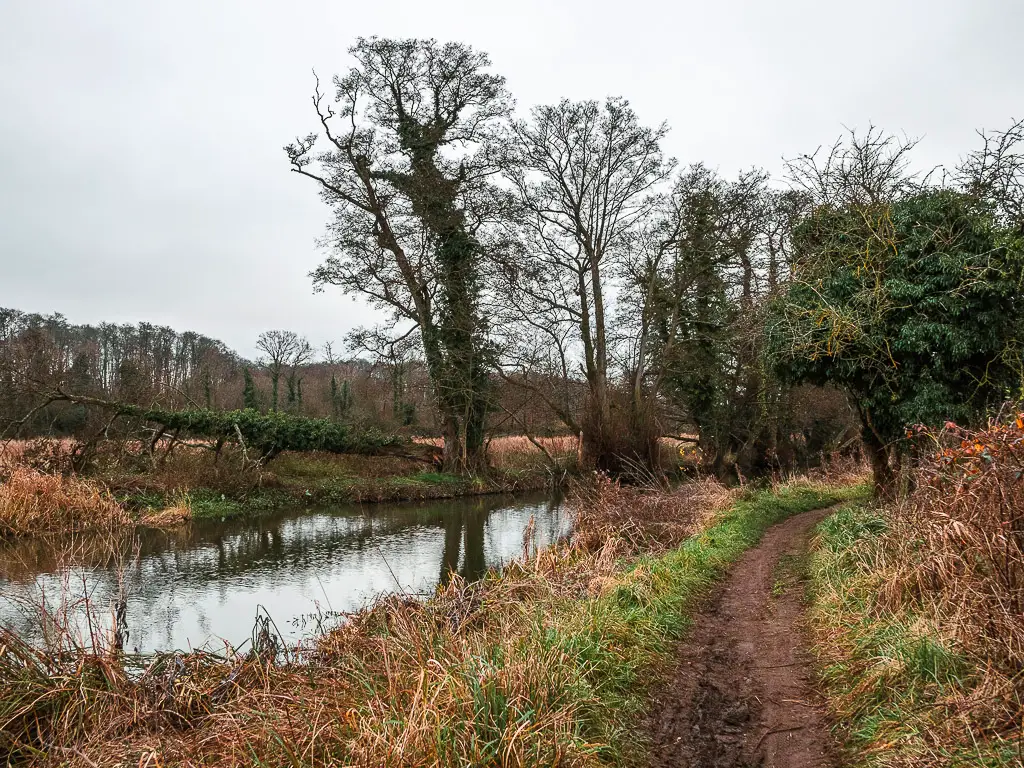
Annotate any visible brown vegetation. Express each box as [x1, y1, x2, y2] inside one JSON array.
[[810, 414, 1024, 766], [899, 416, 1024, 676], [571, 474, 732, 554], [0, 467, 128, 537], [0, 477, 748, 766], [0, 433, 574, 538]]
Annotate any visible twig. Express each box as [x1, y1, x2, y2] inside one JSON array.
[[375, 544, 408, 595], [753, 725, 804, 753]]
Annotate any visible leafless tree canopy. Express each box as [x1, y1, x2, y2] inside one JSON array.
[[957, 117, 1024, 231], [784, 125, 921, 207], [498, 98, 673, 468]]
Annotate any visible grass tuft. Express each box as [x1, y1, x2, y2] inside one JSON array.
[[0, 467, 129, 536]]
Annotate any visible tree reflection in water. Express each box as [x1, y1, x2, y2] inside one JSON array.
[[0, 492, 567, 654]]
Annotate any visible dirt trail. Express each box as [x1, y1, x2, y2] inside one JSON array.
[[646, 506, 839, 768]]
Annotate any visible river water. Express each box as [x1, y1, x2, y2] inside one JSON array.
[[0, 492, 568, 654]]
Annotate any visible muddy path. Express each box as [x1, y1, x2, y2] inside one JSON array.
[[646, 506, 840, 768]]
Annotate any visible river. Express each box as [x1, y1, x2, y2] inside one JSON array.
[[0, 492, 568, 654]]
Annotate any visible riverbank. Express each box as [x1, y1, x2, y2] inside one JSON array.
[[1, 475, 865, 766], [127, 464, 553, 522], [807, 416, 1024, 767], [0, 437, 574, 535]]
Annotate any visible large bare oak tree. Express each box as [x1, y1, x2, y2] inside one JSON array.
[[286, 37, 513, 473]]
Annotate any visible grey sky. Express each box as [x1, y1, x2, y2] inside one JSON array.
[[1, 0, 1021, 358]]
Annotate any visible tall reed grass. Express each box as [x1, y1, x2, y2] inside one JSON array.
[[0, 467, 129, 537]]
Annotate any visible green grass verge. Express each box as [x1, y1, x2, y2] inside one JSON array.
[[123, 471, 516, 522], [268, 453, 489, 499], [808, 503, 1022, 767], [539, 481, 869, 762]]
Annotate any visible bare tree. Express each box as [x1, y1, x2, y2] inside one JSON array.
[[958, 117, 1024, 233], [256, 330, 312, 412], [286, 37, 513, 473], [785, 125, 920, 208], [347, 324, 420, 424], [501, 97, 673, 469]]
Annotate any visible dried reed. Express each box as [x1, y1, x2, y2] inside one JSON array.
[[0, 467, 129, 537]]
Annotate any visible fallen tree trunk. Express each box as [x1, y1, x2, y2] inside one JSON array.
[[33, 390, 443, 465]]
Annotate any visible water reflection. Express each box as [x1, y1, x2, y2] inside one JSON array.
[[0, 493, 567, 654]]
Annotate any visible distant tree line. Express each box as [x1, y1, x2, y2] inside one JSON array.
[[0, 310, 567, 442]]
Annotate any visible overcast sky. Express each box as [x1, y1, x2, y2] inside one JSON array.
[[1, 0, 1021, 358]]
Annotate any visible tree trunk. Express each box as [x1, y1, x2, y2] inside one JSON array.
[[862, 427, 896, 499], [464, 384, 488, 474], [590, 257, 610, 430], [440, 414, 464, 475], [580, 419, 604, 470]]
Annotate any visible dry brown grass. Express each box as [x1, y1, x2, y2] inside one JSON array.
[[485, 434, 702, 476], [0, 467, 129, 537], [572, 474, 736, 555], [413, 434, 580, 472], [0, 440, 28, 469], [0, 476, 748, 767], [0, 439, 78, 473], [138, 504, 191, 527], [809, 414, 1024, 766], [97, 443, 260, 499], [265, 450, 427, 481], [803, 450, 871, 487], [488, 434, 578, 467], [0, 437, 249, 502], [895, 418, 1024, 667]]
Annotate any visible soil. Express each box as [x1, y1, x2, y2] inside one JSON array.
[[646, 506, 840, 768]]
